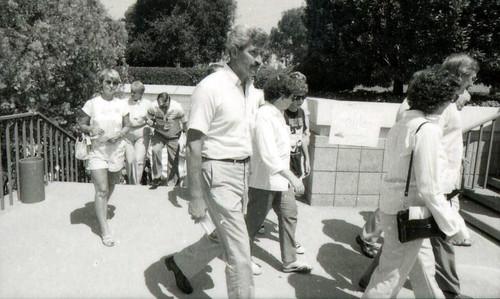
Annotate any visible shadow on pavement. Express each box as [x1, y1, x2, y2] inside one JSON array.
[[69, 202, 115, 237], [254, 219, 280, 243], [317, 219, 373, 293], [167, 188, 182, 208], [359, 210, 374, 223], [288, 272, 357, 298], [252, 243, 283, 272], [144, 256, 214, 298]]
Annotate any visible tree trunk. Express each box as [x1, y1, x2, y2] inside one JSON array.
[[393, 79, 404, 95]]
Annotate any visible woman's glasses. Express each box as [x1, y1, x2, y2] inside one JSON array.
[[104, 80, 120, 86], [292, 95, 306, 101]]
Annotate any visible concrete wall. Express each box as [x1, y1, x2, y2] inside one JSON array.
[[123, 84, 500, 207], [123, 84, 195, 115], [305, 97, 500, 206]]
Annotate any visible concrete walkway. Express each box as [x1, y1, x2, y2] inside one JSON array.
[[0, 182, 499, 298]]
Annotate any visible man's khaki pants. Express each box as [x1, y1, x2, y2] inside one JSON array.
[[174, 160, 254, 298]]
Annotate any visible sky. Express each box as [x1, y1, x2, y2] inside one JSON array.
[[100, 0, 305, 33]]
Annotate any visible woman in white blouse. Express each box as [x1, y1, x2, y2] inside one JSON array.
[[246, 72, 312, 274], [124, 81, 150, 185], [77, 69, 130, 247], [363, 67, 465, 298]]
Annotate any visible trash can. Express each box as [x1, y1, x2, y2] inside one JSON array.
[[18, 157, 45, 203]]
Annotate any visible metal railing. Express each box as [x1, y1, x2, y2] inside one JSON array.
[[0, 112, 89, 210], [462, 111, 500, 189]]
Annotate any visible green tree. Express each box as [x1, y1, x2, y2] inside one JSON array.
[[302, 0, 374, 91], [0, 0, 128, 132], [269, 7, 308, 67], [125, 0, 236, 67], [465, 0, 500, 92], [303, 0, 470, 94]]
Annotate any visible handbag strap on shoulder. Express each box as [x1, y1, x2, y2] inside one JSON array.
[[404, 121, 430, 197]]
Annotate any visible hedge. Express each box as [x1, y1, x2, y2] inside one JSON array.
[[128, 66, 211, 86]]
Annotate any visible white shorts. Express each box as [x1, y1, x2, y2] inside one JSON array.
[[87, 140, 125, 172]]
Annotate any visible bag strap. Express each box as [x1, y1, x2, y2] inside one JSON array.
[[404, 121, 430, 197]]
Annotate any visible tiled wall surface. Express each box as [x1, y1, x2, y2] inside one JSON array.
[[306, 129, 500, 207], [306, 135, 386, 207]]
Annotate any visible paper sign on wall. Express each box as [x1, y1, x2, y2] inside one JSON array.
[[328, 103, 381, 147]]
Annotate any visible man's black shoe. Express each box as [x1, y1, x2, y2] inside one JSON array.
[[358, 278, 369, 290], [165, 256, 193, 294], [150, 179, 160, 190], [356, 235, 377, 259]]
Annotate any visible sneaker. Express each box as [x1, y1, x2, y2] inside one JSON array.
[[296, 242, 305, 254], [283, 260, 312, 273], [258, 225, 265, 234], [356, 235, 377, 258], [252, 260, 262, 275]]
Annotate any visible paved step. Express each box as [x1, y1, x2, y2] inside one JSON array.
[[460, 197, 500, 242], [487, 176, 500, 191], [462, 188, 500, 213]]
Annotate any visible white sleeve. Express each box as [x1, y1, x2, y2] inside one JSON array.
[[188, 84, 216, 134], [413, 125, 461, 236], [81, 99, 93, 117]]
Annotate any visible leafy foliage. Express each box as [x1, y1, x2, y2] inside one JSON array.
[[301, 0, 470, 94], [128, 66, 211, 85], [269, 7, 308, 67], [125, 0, 236, 67], [0, 0, 128, 133], [465, 0, 500, 90]]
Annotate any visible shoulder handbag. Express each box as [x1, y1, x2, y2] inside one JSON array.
[[75, 134, 90, 160], [396, 122, 446, 243]]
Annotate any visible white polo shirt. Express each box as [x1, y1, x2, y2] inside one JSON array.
[[188, 64, 263, 160]]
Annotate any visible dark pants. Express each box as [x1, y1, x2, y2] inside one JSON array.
[[290, 151, 302, 177], [151, 133, 180, 181], [245, 187, 298, 264]]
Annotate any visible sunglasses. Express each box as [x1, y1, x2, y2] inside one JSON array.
[[104, 80, 120, 86], [292, 95, 306, 101]]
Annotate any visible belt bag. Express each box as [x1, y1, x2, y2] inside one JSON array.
[[397, 122, 445, 243]]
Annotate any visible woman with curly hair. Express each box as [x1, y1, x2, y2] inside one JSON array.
[[363, 66, 467, 298], [245, 71, 312, 275]]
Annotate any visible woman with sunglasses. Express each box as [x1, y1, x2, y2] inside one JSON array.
[[246, 71, 312, 274], [77, 68, 131, 247]]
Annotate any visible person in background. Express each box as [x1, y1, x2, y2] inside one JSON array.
[[124, 81, 151, 185], [77, 68, 130, 247], [245, 71, 312, 275], [146, 92, 187, 189], [363, 66, 466, 298], [163, 25, 268, 298]]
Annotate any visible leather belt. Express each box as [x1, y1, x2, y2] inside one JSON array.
[[202, 156, 250, 164]]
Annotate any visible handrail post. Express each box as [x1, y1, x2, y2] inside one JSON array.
[[483, 120, 496, 188], [0, 131, 4, 210], [472, 125, 484, 189], [6, 124, 14, 205]]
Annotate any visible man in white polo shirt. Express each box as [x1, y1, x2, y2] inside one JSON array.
[[164, 25, 268, 298]]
